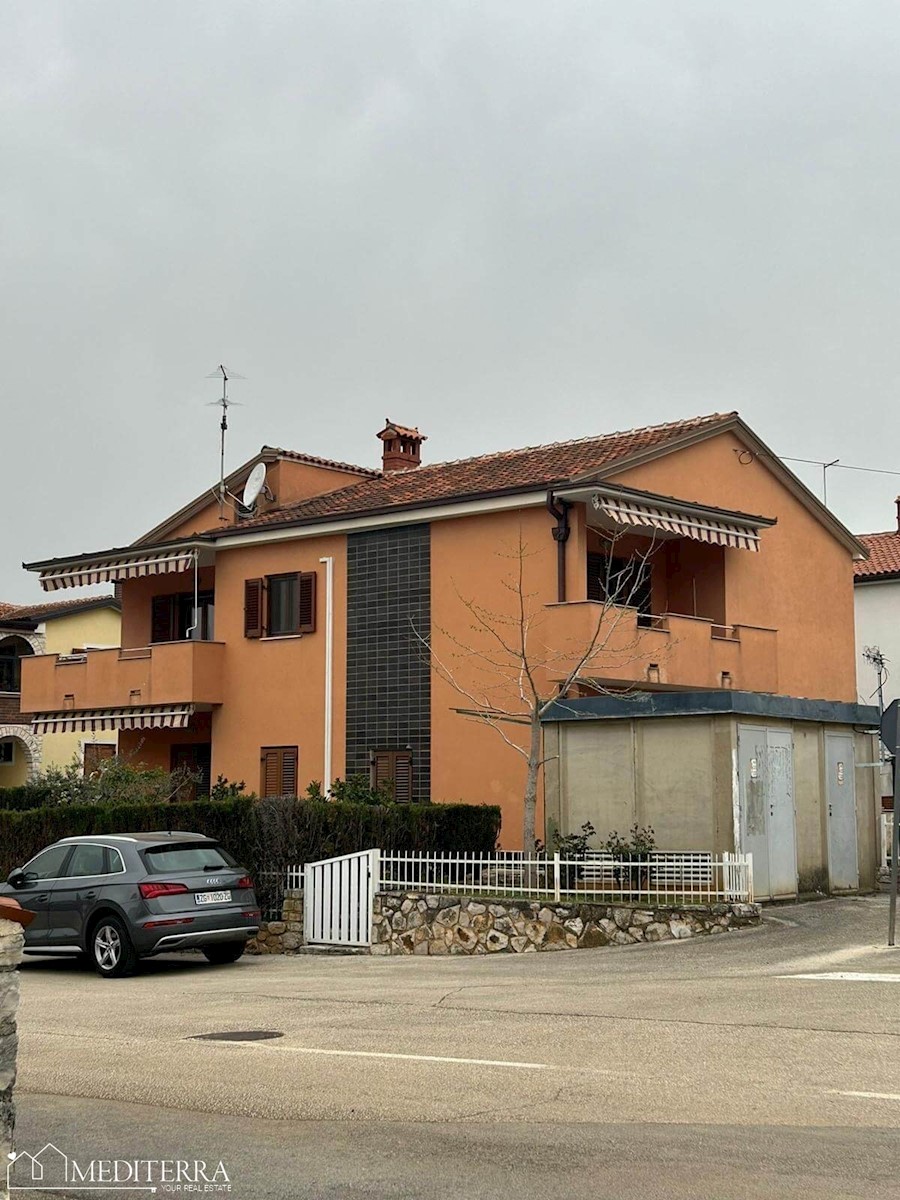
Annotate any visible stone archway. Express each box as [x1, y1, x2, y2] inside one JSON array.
[[0, 725, 41, 780], [0, 630, 44, 656]]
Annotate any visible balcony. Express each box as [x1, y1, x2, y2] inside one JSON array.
[[542, 602, 778, 693], [20, 641, 225, 714]]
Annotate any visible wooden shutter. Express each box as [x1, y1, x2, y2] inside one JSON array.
[[151, 595, 174, 643], [260, 746, 299, 797], [392, 752, 412, 804], [260, 747, 281, 796], [298, 572, 316, 633], [371, 751, 392, 791], [244, 579, 264, 638], [83, 743, 115, 778], [281, 747, 298, 796], [371, 749, 413, 803]]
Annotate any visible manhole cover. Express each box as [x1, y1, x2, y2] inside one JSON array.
[[190, 1030, 284, 1043]]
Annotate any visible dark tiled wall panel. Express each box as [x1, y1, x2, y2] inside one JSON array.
[[346, 524, 431, 801]]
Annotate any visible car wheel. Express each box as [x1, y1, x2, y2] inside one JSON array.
[[91, 916, 139, 978], [202, 941, 246, 965]]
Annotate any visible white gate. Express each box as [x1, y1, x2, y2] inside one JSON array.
[[303, 849, 379, 947]]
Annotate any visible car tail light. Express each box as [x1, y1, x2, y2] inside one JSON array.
[[144, 918, 195, 929], [139, 881, 190, 900], [236, 875, 253, 890]]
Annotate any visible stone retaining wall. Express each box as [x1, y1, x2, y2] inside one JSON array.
[[371, 893, 761, 955], [1, 919, 24, 1198], [246, 890, 304, 955]]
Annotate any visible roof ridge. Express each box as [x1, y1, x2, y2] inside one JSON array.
[[262, 445, 379, 476], [410, 411, 736, 474]]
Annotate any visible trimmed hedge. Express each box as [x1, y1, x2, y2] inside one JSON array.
[[0, 783, 59, 812], [0, 797, 502, 880]]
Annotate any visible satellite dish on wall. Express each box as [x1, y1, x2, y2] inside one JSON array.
[[242, 463, 267, 508]]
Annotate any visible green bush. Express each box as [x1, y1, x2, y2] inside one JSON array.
[[0, 796, 502, 882], [0, 757, 197, 810]]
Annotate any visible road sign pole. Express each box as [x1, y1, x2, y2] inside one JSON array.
[[890, 756, 900, 947]]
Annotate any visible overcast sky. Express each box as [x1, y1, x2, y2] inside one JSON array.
[[4, 1, 900, 600]]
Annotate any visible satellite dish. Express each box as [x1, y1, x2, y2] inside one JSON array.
[[242, 463, 267, 508]]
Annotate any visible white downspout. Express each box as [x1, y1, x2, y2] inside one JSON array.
[[319, 555, 334, 793]]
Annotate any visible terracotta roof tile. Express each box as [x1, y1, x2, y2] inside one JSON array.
[[0, 595, 119, 623], [221, 412, 736, 535], [262, 446, 379, 477], [855, 532, 900, 579]]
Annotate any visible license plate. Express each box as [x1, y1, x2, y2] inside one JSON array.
[[195, 890, 232, 905]]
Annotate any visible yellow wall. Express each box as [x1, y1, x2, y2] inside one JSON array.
[[0, 740, 30, 787], [41, 606, 121, 771]]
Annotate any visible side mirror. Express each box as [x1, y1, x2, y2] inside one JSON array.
[[7, 869, 27, 890]]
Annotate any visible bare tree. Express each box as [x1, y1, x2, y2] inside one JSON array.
[[416, 529, 663, 851]]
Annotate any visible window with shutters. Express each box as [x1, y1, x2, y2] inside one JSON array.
[[245, 572, 316, 638], [151, 591, 215, 642], [260, 746, 299, 797], [83, 742, 115, 778], [370, 749, 413, 804]]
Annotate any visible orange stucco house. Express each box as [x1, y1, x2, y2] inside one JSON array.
[[20, 412, 880, 895]]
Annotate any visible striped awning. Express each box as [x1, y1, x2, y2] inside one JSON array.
[[39, 549, 197, 592], [31, 705, 194, 735], [591, 495, 762, 551]]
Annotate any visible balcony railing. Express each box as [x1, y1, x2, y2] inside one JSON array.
[[20, 640, 225, 713], [543, 602, 778, 692]]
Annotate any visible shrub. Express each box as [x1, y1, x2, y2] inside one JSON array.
[[0, 756, 196, 810], [0, 796, 502, 883]]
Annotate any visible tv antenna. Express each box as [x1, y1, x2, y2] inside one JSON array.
[[206, 365, 245, 522]]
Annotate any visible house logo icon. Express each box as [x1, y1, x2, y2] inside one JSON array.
[[7, 1142, 69, 1191]]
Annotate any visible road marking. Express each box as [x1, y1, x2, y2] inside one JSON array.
[[834, 1091, 900, 1102], [259, 1045, 553, 1070], [779, 972, 900, 982]]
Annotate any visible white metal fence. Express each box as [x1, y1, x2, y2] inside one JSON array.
[[303, 848, 377, 947], [378, 850, 754, 904]]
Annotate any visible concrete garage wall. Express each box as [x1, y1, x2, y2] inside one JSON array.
[[546, 716, 736, 851], [0, 919, 24, 1191], [545, 713, 880, 897]]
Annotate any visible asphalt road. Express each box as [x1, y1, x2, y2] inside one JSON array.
[[9, 896, 900, 1199]]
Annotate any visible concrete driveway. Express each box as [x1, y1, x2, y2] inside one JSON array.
[[10, 896, 900, 1199]]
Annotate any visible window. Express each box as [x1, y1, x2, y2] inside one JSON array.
[[244, 573, 316, 638], [83, 743, 115, 778], [260, 746, 299, 797], [151, 591, 215, 643], [22, 845, 71, 880], [66, 843, 109, 878], [143, 844, 236, 873], [587, 553, 652, 618], [0, 741, 13, 765], [0, 646, 20, 692], [371, 749, 413, 804]]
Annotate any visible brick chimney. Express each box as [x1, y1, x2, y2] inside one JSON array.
[[377, 419, 426, 473]]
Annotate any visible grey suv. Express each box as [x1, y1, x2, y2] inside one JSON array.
[[0, 831, 260, 978]]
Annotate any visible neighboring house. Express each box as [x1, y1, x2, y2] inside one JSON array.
[[854, 508, 900, 711], [0, 596, 121, 785], [18, 414, 879, 896], [853, 509, 899, 838]]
